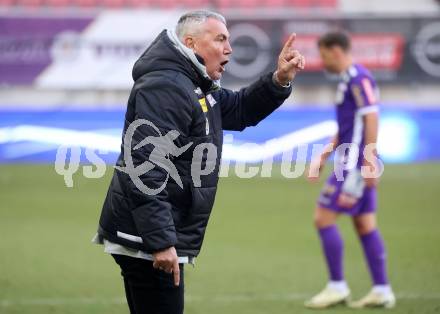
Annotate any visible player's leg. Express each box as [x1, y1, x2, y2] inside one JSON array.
[[314, 207, 344, 284], [305, 207, 351, 309], [350, 213, 395, 308], [353, 213, 390, 286]]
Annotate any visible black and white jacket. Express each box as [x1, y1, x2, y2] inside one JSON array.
[[96, 29, 292, 258]]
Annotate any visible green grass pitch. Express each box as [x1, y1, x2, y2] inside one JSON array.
[[1, 163, 439, 314]]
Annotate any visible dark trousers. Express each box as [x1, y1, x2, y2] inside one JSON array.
[[112, 254, 184, 314]]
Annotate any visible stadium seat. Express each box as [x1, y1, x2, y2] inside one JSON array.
[[239, 0, 259, 8], [0, 0, 337, 9], [267, 0, 287, 7], [75, 0, 97, 7], [0, 0, 16, 6], [282, 0, 336, 8], [288, 0, 311, 8], [21, 0, 45, 6], [152, 0, 175, 9], [124, 0, 142, 7], [181, 0, 209, 8], [100, 0, 125, 8], [44, 0, 71, 7]]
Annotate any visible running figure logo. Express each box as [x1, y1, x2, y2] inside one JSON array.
[[116, 119, 193, 195]]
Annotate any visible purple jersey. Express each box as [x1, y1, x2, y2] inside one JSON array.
[[334, 64, 379, 170], [317, 64, 379, 215]]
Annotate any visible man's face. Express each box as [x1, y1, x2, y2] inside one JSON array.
[[186, 18, 232, 80], [318, 46, 345, 74]]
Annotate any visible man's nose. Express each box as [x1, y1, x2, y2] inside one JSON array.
[[224, 40, 232, 55]]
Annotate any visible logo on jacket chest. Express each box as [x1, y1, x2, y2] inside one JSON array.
[[195, 88, 214, 136], [206, 94, 216, 107], [198, 97, 208, 113], [194, 87, 216, 108]]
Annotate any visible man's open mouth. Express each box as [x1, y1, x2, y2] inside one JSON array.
[[220, 60, 229, 72]]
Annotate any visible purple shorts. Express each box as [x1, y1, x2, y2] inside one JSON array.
[[317, 172, 377, 216]]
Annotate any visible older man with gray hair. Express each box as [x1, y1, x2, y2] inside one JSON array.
[[94, 10, 304, 314]]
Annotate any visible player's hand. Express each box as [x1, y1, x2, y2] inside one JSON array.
[[306, 157, 324, 183], [337, 193, 358, 208], [364, 176, 378, 188], [275, 33, 305, 86], [362, 163, 380, 188], [153, 246, 180, 286]]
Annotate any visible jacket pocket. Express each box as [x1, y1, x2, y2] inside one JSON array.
[[112, 192, 137, 232], [189, 185, 217, 215]]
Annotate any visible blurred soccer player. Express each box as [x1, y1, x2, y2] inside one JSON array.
[[304, 32, 395, 309]]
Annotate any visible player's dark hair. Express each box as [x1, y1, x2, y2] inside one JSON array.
[[318, 32, 351, 51]]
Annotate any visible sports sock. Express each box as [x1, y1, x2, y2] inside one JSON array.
[[328, 280, 349, 293], [360, 229, 389, 285], [372, 284, 392, 295], [318, 225, 344, 282]]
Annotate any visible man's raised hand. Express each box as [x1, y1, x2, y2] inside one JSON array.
[[275, 33, 305, 86]]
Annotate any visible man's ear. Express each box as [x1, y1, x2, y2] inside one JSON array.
[[183, 36, 195, 49]]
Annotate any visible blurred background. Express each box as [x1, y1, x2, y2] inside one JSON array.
[[1, 0, 440, 163], [1, 1, 439, 314]]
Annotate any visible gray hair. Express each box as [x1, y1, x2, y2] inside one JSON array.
[[175, 10, 226, 41]]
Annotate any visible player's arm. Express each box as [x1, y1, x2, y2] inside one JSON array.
[[321, 134, 339, 163], [351, 76, 380, 188], [217, 73, 290, 131], [362, 111, 379, 187], [338, 112, 379, 208], [307, 133, 338, 182]]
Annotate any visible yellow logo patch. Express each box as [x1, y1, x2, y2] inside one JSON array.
[[199, 98, 208, 113]]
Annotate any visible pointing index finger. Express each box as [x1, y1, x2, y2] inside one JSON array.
[[282, 33, 296, 53]]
